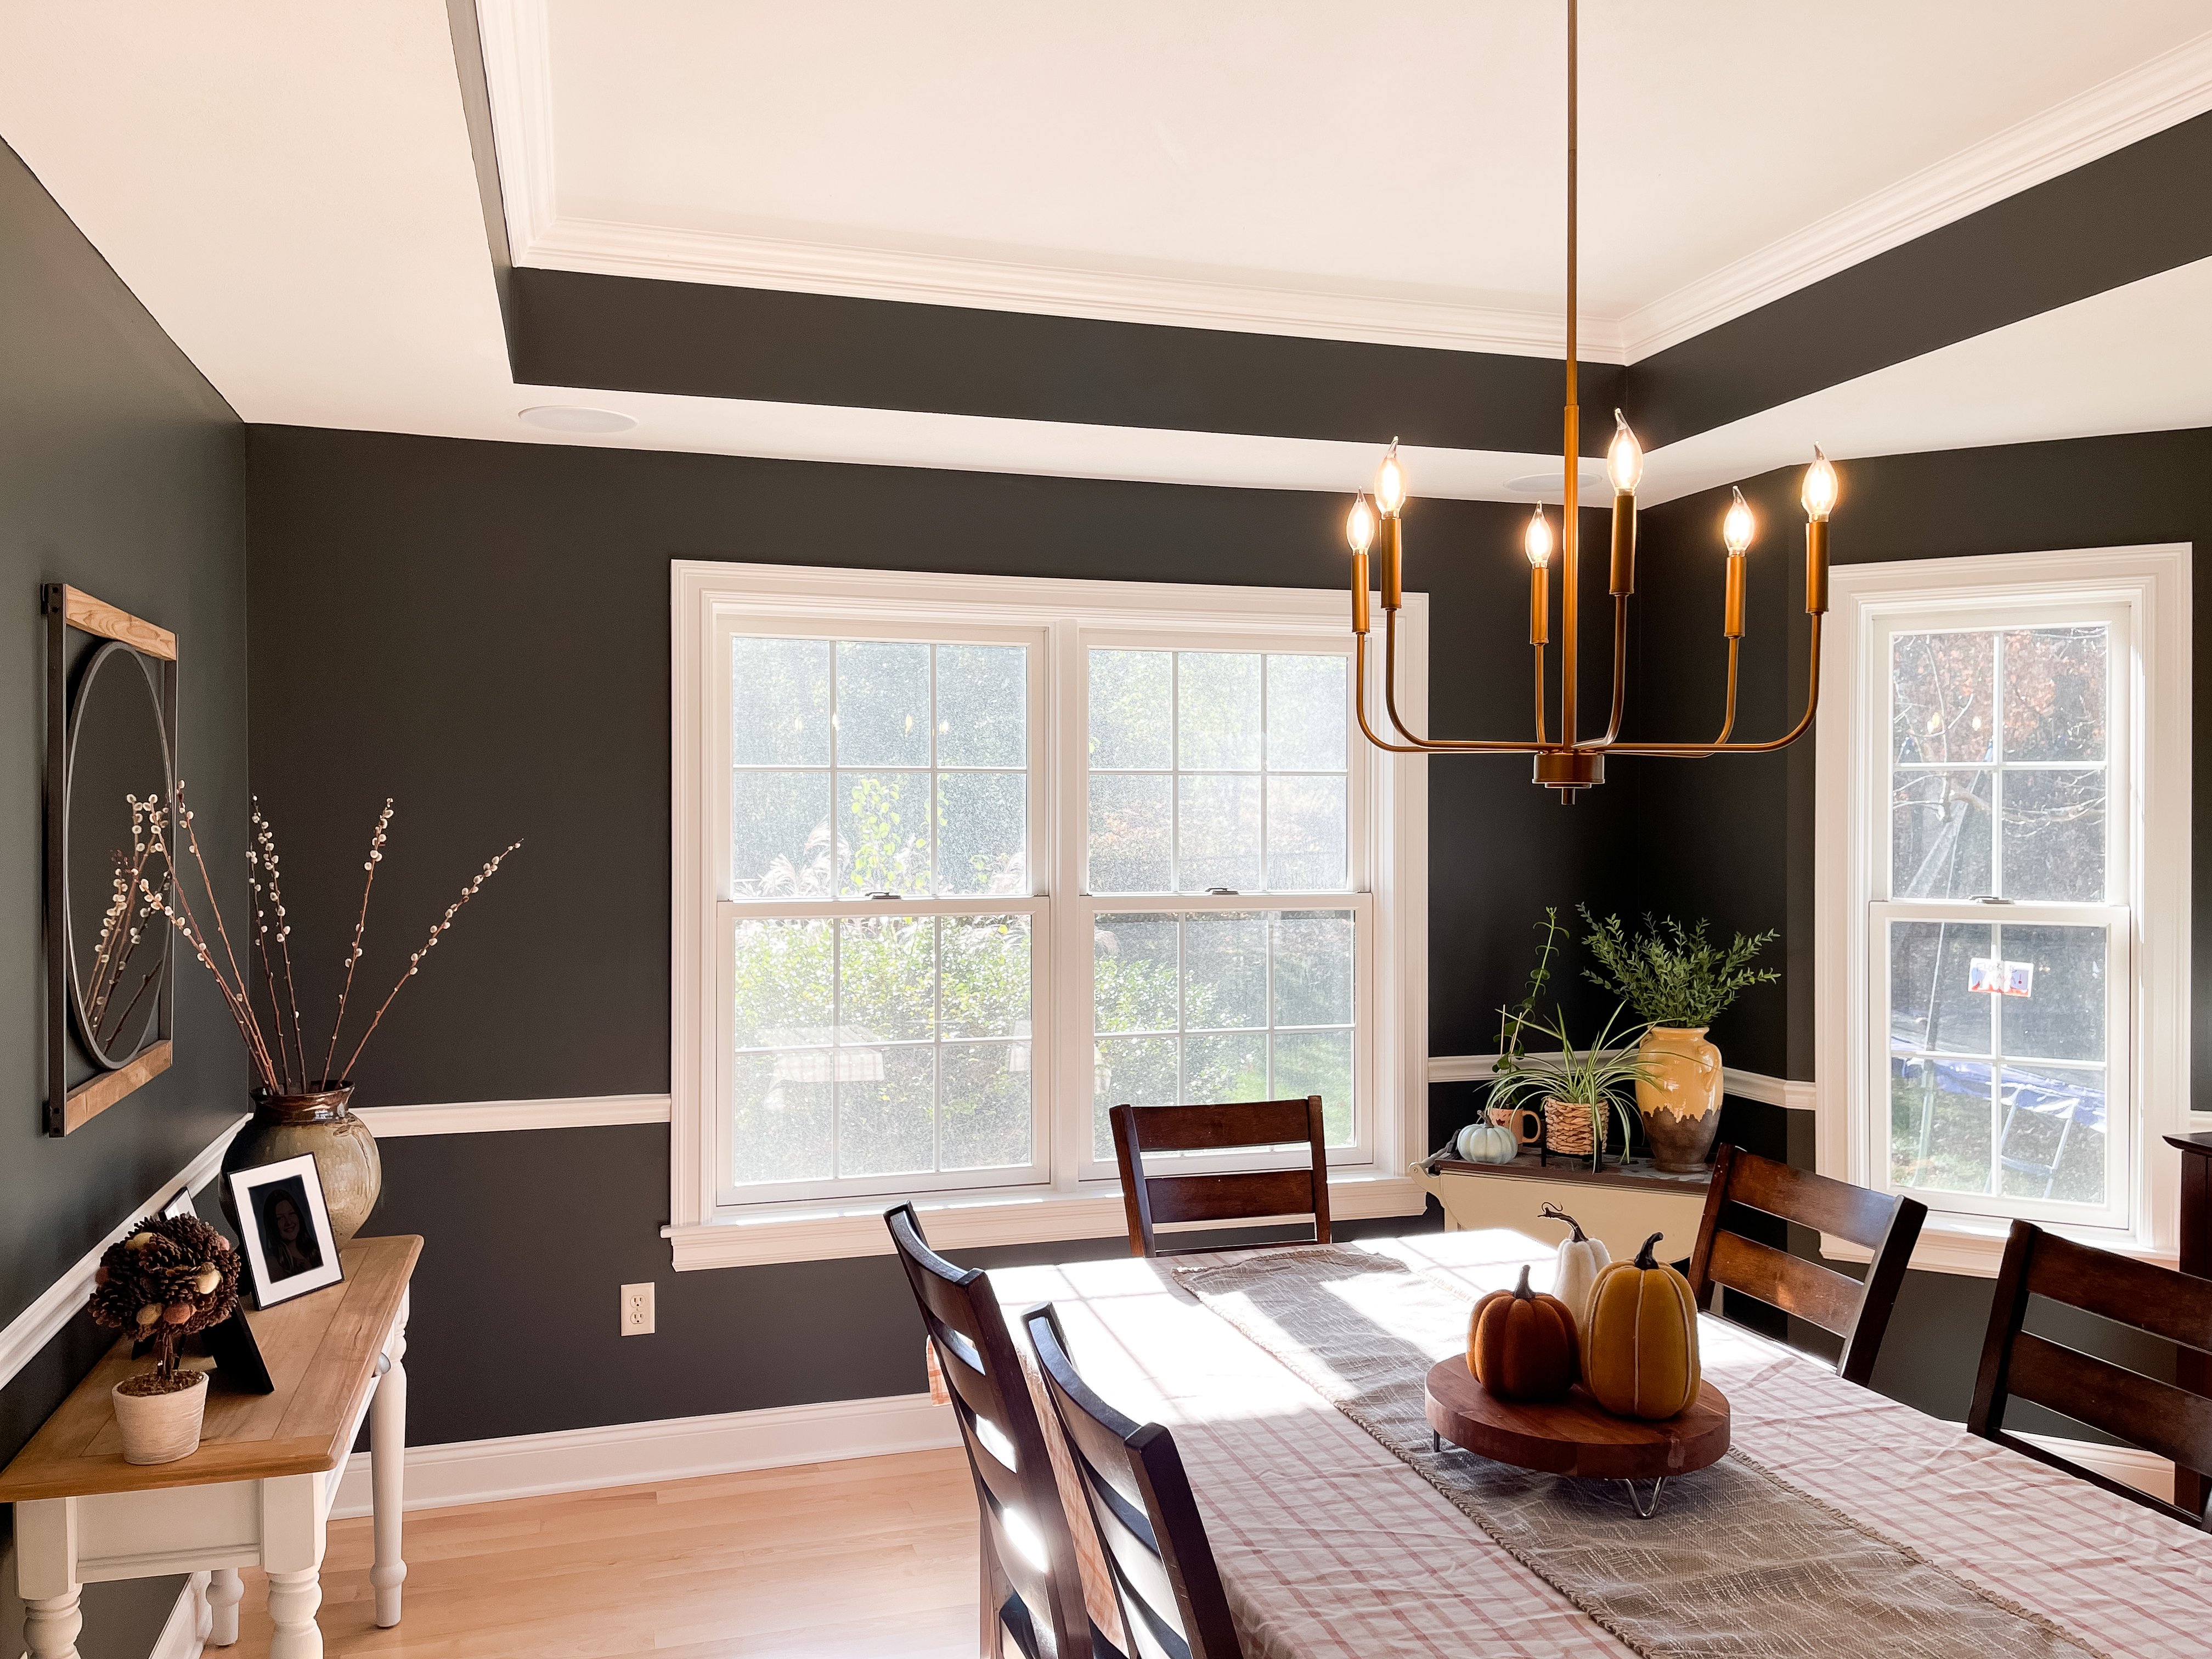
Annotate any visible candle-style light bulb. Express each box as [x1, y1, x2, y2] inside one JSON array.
[[1606, 409, 1644, 495], [1373, 441, 1408, 517], [1346, 493, 1376, 555], [1802, 445, 1839, 522], [1524, 505, 1554, 567], [1723, 487, 1755, 556]]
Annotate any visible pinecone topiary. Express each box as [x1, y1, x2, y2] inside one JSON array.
[[89, 1212, 242, 1378]]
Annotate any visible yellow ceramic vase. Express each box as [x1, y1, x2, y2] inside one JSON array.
[[1634, 1026, 1723, 1173]]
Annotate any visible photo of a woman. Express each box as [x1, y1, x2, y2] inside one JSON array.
[[257, 1182, 324, 1280]]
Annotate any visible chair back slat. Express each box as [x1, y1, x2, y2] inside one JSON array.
[[1685, 1143, 1925, 1386], [1025, 1304, 1244, 1659], [1970, 1220, 2212, 1531], [1111, 1097, 1330, 1258], [885, 1205, 1095, 1657], [2005, 1334, 2212, 1477], [2022, 1228, 2212, 1356], [1703, 1232, 1864, 1334]]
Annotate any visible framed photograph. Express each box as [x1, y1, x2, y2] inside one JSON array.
[[228, 1154, 344, 1309]]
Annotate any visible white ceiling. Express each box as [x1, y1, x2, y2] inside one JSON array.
[[0, 1, 2206, 510], [503, 0, 2212, 357]]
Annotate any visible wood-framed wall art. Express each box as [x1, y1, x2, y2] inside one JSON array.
[[44, 583, 180, 1135]]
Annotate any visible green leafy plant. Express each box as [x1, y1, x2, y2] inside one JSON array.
[[1485, 1002, 1652, 1169], [1578, 907, 1779, 1029], [1492, 907, 1566, 1076]]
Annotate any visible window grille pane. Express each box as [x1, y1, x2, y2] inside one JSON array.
[[1088, 648, 1350, 895], [2001, 770, 2104, 902], [2001, 627, 2106, 761], [1092, 910, 1356, 1156], [1892, 632, 1994, 765], [731, 914, 1034, 1186], [834, 641, 930, 767], [1891, 770, 1991, 899], [1886, 918, 2109, 1206], [730, 635, 1029, 901]]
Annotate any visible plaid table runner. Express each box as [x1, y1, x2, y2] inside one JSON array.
[[1176, 1246, 2103, 1659]]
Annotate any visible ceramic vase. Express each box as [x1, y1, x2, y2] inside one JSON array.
[[221, 1083, 382, 1244], [112, 1369, 208, 1465], [1636, 1026, 1724, 1173]]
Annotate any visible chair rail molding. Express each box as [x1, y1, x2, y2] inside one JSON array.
[[1426, 1053, 1814, 1112], [353, 1093, 672, 1137], [0, 1116, 246, 1394]]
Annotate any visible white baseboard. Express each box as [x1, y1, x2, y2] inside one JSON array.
[[329, 1390, 958, 1519]]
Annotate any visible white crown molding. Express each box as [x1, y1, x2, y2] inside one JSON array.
[[354, 1093, 671, 1137], [1620, 30, 2212, 359], [0, 1117, 246, 1394], [329, 1391, 957, 1518], [519, 212, 1609, 362]]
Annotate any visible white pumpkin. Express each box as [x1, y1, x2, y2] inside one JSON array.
[[1454, 1121, 1520, 1164], [1538, 1202, 1610, 1330]]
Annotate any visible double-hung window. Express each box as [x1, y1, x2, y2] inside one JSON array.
[[670, 563, 1427, 1267], [1816, 545, 2191, 1268]]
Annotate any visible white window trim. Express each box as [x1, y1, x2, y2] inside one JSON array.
[[1814, 544, 2192, 1278], [667, 560, 1429, 1270]]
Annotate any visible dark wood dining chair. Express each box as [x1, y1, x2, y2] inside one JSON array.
[[1024, 1304, 1243, 1659], [1109, 1098, 1330, 1259], [1968, 1221, 2212, 1529], [884, 1204, 1103, 1659], [1684, 1143, 1926, 1386]]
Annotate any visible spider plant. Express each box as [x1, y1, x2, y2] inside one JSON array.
[[1485, 1002, 1653, 1169]]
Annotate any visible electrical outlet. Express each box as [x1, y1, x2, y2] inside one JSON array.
[[619, 1282, 656, 1336]]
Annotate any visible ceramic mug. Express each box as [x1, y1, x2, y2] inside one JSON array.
[[1487, 1103, 1544, 1145]]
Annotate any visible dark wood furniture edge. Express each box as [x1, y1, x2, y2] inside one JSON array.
[[2167, 1134, 2212, 1517]]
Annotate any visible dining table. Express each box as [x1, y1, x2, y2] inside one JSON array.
[[988, 1227, 2211, 1659]]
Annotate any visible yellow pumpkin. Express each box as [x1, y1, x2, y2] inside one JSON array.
[[1469, 1264, 1579, 1402], [1579, 1231, 1700, 1419]]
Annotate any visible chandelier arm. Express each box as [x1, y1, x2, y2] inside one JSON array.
[[1372, 605, 1540, 751], [1713, 636, 1742, 747], [1588, 594, 1629, 748], [1353, 634, 1445, 754], [1602, 616, 1824, 756]]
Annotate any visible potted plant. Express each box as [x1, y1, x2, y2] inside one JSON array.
[[137, 789, 519, 1243], [88, 1213, 241, 1464], [1578, 909, 1779, 1173], [1484, 1002, 1651, 1170]]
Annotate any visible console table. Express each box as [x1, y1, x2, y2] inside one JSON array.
[[1409, 1153, 1714, 1262], [0, 1234, 420, 1659]]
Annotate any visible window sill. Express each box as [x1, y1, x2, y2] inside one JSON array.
[[1820, 1217, 2176, 1280], [662, 1170, 1430, 1271]]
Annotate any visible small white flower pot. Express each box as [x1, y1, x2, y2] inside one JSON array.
[[111, 1368, 208, 1465]]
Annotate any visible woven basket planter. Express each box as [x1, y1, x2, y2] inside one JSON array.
[[1542, 1098, 1600, 1158]]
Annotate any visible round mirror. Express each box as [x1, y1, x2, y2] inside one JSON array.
[[66, 641, 173, 1068]]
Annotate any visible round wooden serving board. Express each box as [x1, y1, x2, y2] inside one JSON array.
[[1424, 1357, 1730, 1480]]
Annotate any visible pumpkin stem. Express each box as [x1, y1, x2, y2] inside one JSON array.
[[1633, 1231, 1664, 1269], [1538, 1201, 1587, 1243], [1512, 1263, 1533, 1300]]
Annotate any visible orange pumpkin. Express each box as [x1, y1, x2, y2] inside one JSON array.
[[1468, 1263, 1579, 1402], [1580, 1231, 1701, 1420]]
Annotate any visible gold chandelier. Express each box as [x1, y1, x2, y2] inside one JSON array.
[[1342, 0, 1838, 802]]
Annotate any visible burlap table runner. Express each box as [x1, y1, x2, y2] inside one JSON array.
[[1175, 1246, 2109, 1659]]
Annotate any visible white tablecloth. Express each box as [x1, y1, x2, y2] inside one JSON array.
[[990, 1229, 2212, 1659]]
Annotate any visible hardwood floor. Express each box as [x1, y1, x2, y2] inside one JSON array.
[[221, 1449, 980, 1658]]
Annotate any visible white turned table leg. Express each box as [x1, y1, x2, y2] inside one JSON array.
[[369, 1295, 408, 1628], [23, 1591, 82, 1659], [267, 1569, 323, 1659], [208, 1566, 244, 1646]]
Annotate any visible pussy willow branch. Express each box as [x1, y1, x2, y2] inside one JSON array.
[[173, 788, 275, 1085], [142, 811, 279, 1092], [324, 799, 393, 1084], [341, 841, 522, 1082], [249, 812, 294, 1090]]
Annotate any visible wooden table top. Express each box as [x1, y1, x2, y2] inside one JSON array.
[[1424, 1356, 1731, 1480], [0, 1234, 420, 1503]]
